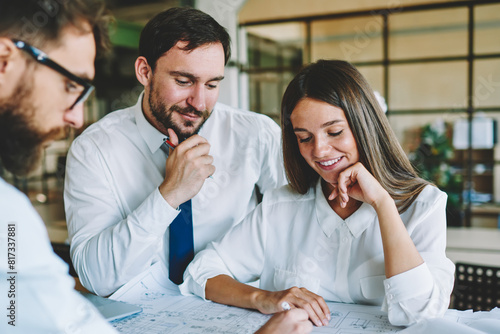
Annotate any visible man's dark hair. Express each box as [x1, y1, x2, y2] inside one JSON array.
[[139, 7, 231, 70], [0, 0, 112, 57]]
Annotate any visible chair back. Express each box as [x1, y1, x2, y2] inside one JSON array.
[[451, 262, 500, 311]]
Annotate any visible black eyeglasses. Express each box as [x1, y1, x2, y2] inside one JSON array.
[[12, 39, 94, 109]]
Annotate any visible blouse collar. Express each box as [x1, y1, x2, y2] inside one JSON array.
[[314, 179, 377, 238]]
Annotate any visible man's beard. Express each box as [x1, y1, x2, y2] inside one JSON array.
[[0, 80, 67, 176], [148, 81, 211, 142]]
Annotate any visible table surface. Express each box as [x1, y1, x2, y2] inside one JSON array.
[[447, 227, 500, 251], [446, 227, 500, 267], [107, 262, 500, 334]]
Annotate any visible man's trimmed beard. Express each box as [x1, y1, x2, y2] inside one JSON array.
[[0, 77, 67, 176], [148, 80, 211, 142]]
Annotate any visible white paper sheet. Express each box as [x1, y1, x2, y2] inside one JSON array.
[[109, 263, 500, 333]]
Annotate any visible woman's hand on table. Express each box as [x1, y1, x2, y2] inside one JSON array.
[[255, 309, 313, 334], [253, 286, 330, 327]]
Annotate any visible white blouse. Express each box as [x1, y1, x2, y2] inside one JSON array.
[[180, 180, 455, 326]]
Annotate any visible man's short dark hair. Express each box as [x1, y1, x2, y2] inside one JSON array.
[[0, 0, 112, 57], [139, 7, 231, 70]]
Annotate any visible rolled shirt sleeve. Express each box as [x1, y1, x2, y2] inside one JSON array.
[[381, 188, 455, 326], [181, 203, 268, 299], [383, 261, 455, 326]]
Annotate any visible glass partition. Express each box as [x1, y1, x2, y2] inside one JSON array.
[[389, 61, 468, 110], [474, 59, 500, 108], [241, 1, 500, 227], [389, 8, 468, 60], [475, 4, 500, 55], [358, 65, 385, 96], [311, 16, 383, 63]]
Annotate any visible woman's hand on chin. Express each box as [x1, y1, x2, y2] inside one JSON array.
[[327, 162, 390, 209]]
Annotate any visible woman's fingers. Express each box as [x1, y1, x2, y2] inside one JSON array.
[[335, 163, 367, 206], [259, 288, 330, 327], [285, 287, 330, 327], [328, 185, 338, 201], [328, 182, 350, 207]]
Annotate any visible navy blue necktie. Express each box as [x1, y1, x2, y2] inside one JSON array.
[[160, 141, 195, 284]]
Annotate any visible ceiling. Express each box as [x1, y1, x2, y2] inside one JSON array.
[[106, 0, 185, 24]]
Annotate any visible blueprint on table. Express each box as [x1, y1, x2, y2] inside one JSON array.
[[110, 262, 270, 334], [109, 263, 499, 333]]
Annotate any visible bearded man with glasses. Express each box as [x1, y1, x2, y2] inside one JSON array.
[[0, 1, 118, 332], [0, 28, 97, 175], [12, 39, 95, 109]]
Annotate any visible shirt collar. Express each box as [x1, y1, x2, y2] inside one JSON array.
[[134, 92, 168, 154], [314, 179, 342, 238], [314, 179, 377, 238]]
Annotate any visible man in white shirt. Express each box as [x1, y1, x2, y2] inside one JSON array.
[[0, 3, 309, 332], [0, 1, 117, 332], [64, 7, 286, 297]]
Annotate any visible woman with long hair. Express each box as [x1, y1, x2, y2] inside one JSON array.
[[180, 60, 455, 328]]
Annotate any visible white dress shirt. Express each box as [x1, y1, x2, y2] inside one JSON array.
[[64, 94, 286, 296], [0, 179, 117, 333], [180, 180, 456, 327]]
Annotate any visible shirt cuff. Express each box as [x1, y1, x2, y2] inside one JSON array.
[[180, 247, 234, 301], [383, 262, 434, 304], [154, 187, 181, 212], [130, 188, 180, 235], [179, 258, 210, 300]]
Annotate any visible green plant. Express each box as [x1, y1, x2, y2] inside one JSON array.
[[409, 122, 463, 210]]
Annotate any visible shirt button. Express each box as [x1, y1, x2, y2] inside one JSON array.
[[388, 294, 394, 300], [386, 283, 391, 289], [342, 238, 348, 243]]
